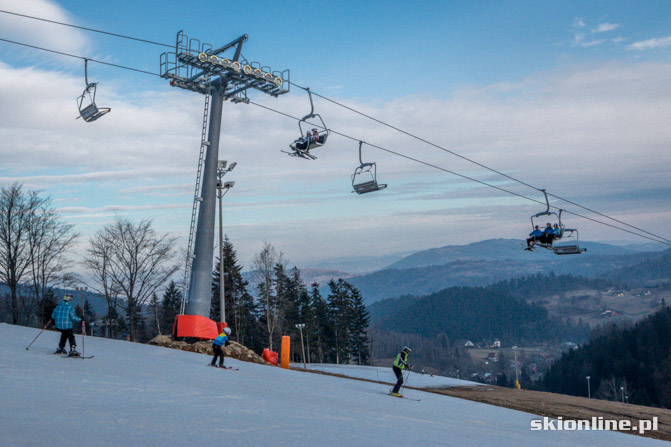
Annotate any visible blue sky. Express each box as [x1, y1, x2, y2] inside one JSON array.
[[1, 0, 670, 272]]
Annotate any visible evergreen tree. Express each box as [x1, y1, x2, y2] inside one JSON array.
[[347, 283, 370, 365], [40, 289, 58, 327], [148, 293, 161, 336], [328, 279, 352, 364], [161, 281, 182, 334], [309, 282, 332, 363]]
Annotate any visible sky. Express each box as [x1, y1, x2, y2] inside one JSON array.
[[0, 0, 670, 275], [2, 323, 667, 446]]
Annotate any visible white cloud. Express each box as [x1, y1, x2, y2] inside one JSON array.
[[0, 0, 89, 59], [594, 23, 620, 33], [1, 57, 670, 267], [627, 36, 671, 51], [571, 19, 621, 48]]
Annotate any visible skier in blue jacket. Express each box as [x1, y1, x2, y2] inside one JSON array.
[[51, 294, 81, 356], [525, 225, 543, 250], [210, 327, 231, 368]]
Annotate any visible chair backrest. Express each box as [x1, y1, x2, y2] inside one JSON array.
[[80, 103, 100, 121]]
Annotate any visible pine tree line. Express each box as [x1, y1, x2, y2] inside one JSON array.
[[205, 238, 371, 364]]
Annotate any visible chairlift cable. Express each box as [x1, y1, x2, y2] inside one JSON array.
[[0, 7, 665, 241], [248, 100, 671, 247], [1, 35, 669, 247], [288, 81, 671, 245], [0, 37, 161, 77], [0, 9, 173, 48]]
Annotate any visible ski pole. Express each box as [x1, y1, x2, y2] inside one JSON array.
[[26, 320, 52, 350], [400, 368, 411, 395], [78, 287, 87, 357]]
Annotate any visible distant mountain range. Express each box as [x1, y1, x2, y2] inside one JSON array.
[[301, 239, 670, 304]]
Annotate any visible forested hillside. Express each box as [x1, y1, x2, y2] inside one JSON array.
[[374, 286, 590, 345], [543, 305, 671, 407], [602, 250, 671, 287], [486, 273, 617, 301], [348, 244, 666, 304]]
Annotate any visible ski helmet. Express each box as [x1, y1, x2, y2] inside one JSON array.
[[403, 346, 411, 353], [63, 294, 73, 302], [224, 327, 231, 335]]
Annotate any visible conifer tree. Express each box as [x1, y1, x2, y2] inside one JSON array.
[[161, 281, 182, 333], [347, 283, 370, 365], [309, 282, 331, 363]]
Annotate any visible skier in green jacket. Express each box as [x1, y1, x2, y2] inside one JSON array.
[[391, 346, 412, 397]]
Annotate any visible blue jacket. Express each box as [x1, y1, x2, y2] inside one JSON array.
[[530, 229, 543, 238], [212, 332, 229, 347], [51, 301, 81, 330]]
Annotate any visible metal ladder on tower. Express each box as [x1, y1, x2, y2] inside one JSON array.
[[180, 86, 211, 314]]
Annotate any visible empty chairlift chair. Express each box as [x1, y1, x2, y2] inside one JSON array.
[[77, 59, 110, 123], [552, 228, 587, 255], [352, 141, 387, 194]]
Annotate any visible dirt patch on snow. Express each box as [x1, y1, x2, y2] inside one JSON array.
[[427, 385, 671, 442], [149, 335, 269, 365]]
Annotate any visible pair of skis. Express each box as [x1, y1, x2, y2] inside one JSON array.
[[54, 351, 94, 359], [208, 364, 239, 371], [386, 392, 421, 401]]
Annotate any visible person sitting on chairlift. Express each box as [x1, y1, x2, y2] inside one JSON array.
[[526, 225, 543, 249], [311, 128, 319, 144], [552, 223, 561, 238], [539, 223, 554, 245], [295, 132, 310, 151]]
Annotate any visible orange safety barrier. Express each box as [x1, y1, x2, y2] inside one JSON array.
[[281, 335, 290, 369], [262, 348, 278, 366], [172, 314, 219, 340]]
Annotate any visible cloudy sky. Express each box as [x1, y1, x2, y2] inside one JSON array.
[[0, 0, 670, 271]]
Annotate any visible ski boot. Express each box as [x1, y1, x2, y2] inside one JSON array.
[[55, 348, 67, 354], [390, 392, 403, 398], [68, 348, 80, 357]]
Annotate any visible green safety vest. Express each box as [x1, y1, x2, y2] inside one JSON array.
[[393, 351, 408, 369]]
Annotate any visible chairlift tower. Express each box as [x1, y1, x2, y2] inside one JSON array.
[[160, 31, 289, 319]]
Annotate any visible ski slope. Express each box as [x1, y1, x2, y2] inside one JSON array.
[[0, 323, 664, 447], [305, 363, 479, 387]]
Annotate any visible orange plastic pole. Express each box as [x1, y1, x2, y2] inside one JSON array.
[[281, 335, 291, 369]]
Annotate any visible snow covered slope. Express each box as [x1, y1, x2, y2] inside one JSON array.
[[0, 323, 664, 447], [305, 363, 479, 388]]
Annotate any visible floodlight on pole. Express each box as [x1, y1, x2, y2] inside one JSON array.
[[215, 162, 235, 325]]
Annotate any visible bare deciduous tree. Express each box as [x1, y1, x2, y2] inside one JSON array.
[[0, 183, 46, 324], [84, 217, 179, 341], [84, 229, 123, 338], [252, 241, 284, 350], [28, 198, 79, 325]]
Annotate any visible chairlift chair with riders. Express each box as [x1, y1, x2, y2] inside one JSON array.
[[527, 189, 586, 255], [77, 59, 110, 122], [352, 141, 387, 194], [284, 87, 329, 160]]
